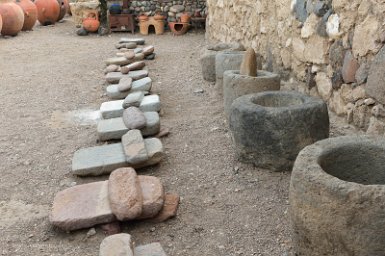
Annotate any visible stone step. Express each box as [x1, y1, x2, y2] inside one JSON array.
[[50, 181, 115, 231], [72, 138, 164, 176], [97, 112, 160, 141], [134, 243, 168, 256]]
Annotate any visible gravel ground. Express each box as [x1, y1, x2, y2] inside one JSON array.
[[0, 17, 360, 256]]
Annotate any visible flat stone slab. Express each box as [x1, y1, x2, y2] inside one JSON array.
[[100, 100, 125, 119], [152, 193, 180, 223], [97, 112, 160, 141], [106, 72, 125, 84], [140, 95, 161, 112], [131, 77, 152, 93], [143, 45, 155, 56], [107, 84, 130, 99], [123, 91, 145, 108], [119, 37, 145, 45], [72, 143, 127, 176], [72, 139, 164, 176], [134, 243, 167, 256], [50, 181, 115, 231], [109, 168, 143, 221], [100, 234, 134, 256], [122, 130, 149, 165]]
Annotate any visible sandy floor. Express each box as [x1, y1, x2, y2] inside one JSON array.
[[0, 18, 360, 256]]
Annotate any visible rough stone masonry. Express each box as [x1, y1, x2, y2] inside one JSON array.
[[206, 0, 385, 136]]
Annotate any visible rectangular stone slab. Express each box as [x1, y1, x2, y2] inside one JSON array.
[[97, 112, 160, 141], [72, 143, 127, 176], [100, 100, 125, 119], [139, 95, 161, 112], [50, 181, 115, 231], [72, 139, 164, 176]]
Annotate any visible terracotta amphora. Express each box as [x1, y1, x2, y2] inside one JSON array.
[[0, 0, 24, 36], [180, 12, 190, 23], [56, 0, 68, 21], [15, 0, 37, 30], [34, 0, 60, 25]]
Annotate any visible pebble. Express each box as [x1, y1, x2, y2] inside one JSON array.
[[123, 91, 145, 108], [117, 77, 133, 92], [105, 57, 130, 66], [142, 45, 154, 56], [122, 107, 146, 129], [145, 53, 156, 60], [139, 95, 161, 112]]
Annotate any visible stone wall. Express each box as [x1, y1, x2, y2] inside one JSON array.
[[129, 0, 207, 21], [207, 0, 385, 135]]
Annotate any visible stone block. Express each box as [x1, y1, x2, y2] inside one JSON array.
[[108, 168, 143, 221], [107, 84, 130, 99], [133, 138, 164, 169], [123, 91, 145, 108], [50, 181, 115, 231], [137, 176, 164, 219], [72, 143, 127, 176], [122, 130, 149, 165], [99, 233, 134, 256], [97, 118, 128, 141], [142, 112, 160, 137], [100, 100, 124, 119], [131, 77, 152, 93], [128, 70, 149, 81], [119, 37, 145, 45], [139, 95, 161, 112], [200, 49, 217, 82], [105, 57, 130, 66]]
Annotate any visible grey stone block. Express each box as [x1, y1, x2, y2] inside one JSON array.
[[200, 49, 217, 82], [139, 95, 161, 112], [215, 51, 245, 91], [72, 143, 127, 176], [107, 84, 130, 99], [142, 112, 160, 137], [131, 77, 152, 92], [122, 130, 149, 165], [97, 118, 128, 141], [123, 91, 145, 108], [100, 100, 124, 119]]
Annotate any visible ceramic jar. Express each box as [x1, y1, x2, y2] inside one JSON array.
[[34, 0, 60, 25], [82, 10, 99, 32], [0, 0, 24, 36], [56, 0, 68, 21], [180, 12, 190, 23], [16, 0, 37, 31]]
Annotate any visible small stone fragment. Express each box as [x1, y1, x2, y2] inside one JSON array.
[[239, 48, 257, 77], [141, 112, 160, 137], [155, 127, 170, 138], [124, 51, 135, 60], [118, 77, 133, 92], [121, 130, 149, 164], [134, 53, 145, 61], [145, 53, 156, 60], [137, 176, 165, 219], [105, 64, 119, 74], [152, 193, 180, 223], [99, 233, 134, 256], [50, 181, 115, 231], [123, 91, 145, 108], [134, 243, 167, 256], [115, 42, 137, 49], [76, 28, 88, 36], [108, 168, 143, 221], [122, 107, 146, 129]]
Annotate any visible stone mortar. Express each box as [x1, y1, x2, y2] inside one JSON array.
[[290, 135, 385, 255], [200, 49, 217, 82], [223, 70, 281, 117], [215, 51, 245, 94], [229, 91, 329, 171]]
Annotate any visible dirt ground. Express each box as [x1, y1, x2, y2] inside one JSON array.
[[0, 18, 360, 256]]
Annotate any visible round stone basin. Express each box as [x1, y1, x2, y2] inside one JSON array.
[[229, 91, 329, 171], [290, 136, 385, 255]]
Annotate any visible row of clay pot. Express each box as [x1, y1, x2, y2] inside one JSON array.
[[138, 12, 191, 23], [0, 0, 68, 36]]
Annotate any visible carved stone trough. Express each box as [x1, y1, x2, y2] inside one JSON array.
[[290, 136, 385, 256], [229, 91, 329, 171]]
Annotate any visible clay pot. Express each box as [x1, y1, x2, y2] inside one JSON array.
[[34, 0, 60, 25], [82, 10, 99, 32], [15, 0, 37, 31], [138, 14, 148, 21], [56, 0, 68, 21], [0, 0, 24, 36], [180, 12, 190, 23]]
